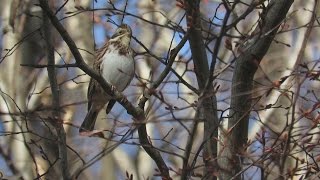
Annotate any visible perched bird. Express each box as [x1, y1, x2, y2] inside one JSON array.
[[79, 24, 135, 133]]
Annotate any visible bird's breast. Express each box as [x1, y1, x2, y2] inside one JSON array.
[[100, 52, 135, 92]]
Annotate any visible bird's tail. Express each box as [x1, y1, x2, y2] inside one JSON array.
[[79, 108, 99, 133]]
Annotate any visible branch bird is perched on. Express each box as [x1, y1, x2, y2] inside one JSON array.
[[79, 24, 135, 133]]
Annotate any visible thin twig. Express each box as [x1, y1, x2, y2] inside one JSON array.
[[43, 5, 70, 179]]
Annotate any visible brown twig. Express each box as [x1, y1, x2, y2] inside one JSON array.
[[281, 0, 319, 177], [42, 5, 70, 179]]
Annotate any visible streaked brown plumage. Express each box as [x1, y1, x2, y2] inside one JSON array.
[[79, 24, 135, 133]]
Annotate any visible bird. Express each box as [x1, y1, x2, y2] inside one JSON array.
[[79, 24, 135, 133]]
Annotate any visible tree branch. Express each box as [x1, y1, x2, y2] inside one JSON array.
[[42, 4, 70, 179], [220, 0, 294, 179], [181, 1, 219, 179]]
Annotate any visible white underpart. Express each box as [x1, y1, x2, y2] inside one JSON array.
[[101, 47, 134, 92]]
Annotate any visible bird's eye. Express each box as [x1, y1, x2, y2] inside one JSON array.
[[118, 30, 124, 34]]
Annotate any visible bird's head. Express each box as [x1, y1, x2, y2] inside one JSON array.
[[110, 24, 132, 46]]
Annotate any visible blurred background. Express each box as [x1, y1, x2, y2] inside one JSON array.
[[0, 0, 319, 179]]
